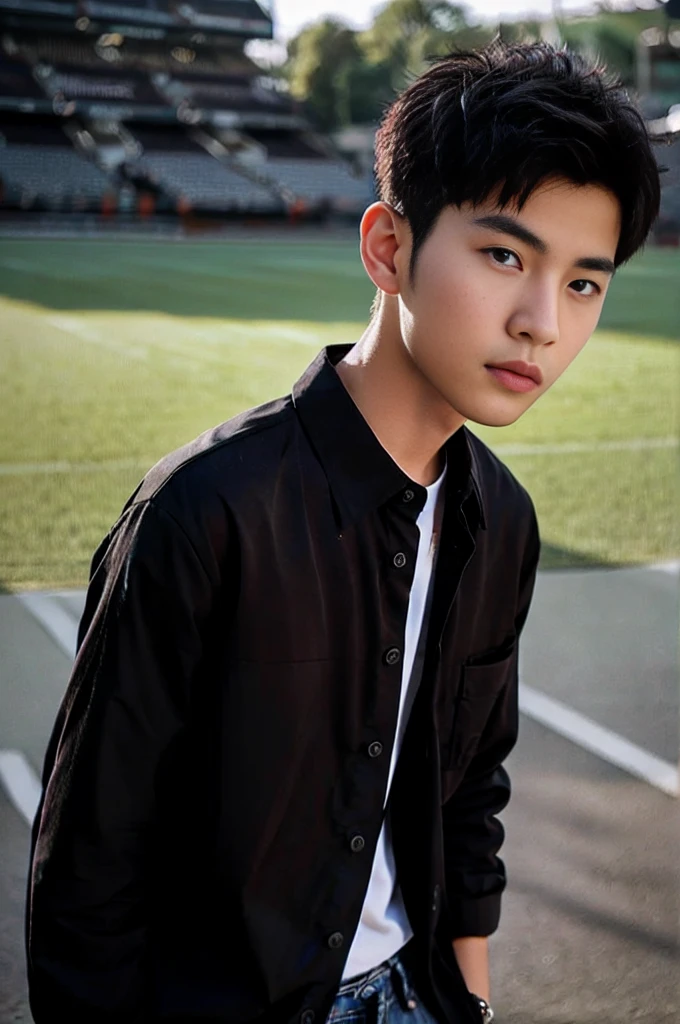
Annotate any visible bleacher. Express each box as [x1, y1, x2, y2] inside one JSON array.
[[16, 34, 113, 71], [0, 117, 113, 209], [0, 0, 370, 222], [244, 129, 325, 159], [127, 124, 281, 212], [45, 65, 168, 107], [658, 136, 680, 235], [237, 129, 370, 208], [265, 158, 370, 207], [174, 0, 273, 34], [0, 51, 45, 103], [15, 34, 259, 78], [83, 0, 177, 28], [167, 73, 286, 114], [178, 0, 269, 16]]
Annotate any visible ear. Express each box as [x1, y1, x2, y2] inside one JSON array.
[[359, 202, 411, 298]]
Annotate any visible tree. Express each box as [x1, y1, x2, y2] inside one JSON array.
[[285, 19, 361, 131], [283, 2, 494, 130], [281, 0, 665, 132], [360, 0, 471, 89], [335, 58, 394, 127]]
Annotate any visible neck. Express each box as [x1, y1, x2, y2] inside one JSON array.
[[335, 295, 466, 486]]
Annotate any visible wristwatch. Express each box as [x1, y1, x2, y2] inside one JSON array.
[[471, 994, 495, 1022]]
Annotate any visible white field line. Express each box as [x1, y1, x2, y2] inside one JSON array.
[[645, 559, 680, 575], [16, 592, 78, 659], [0, 457, 152, 475], [1, 436, 677, 477], [493, 436, 678, 457], [10, 593, 679, 808], [2, 677, 676, 831], [47, 310, 210, 371], [0, 749, 41, 825], [519, 682, 679, 797], [46, 315, 149, 361]]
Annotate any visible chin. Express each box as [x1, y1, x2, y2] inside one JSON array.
[[453, 398, 528, 429], [470, 410, 525, 428]]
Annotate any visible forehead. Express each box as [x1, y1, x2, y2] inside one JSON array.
[[466, 177, 621, 257]]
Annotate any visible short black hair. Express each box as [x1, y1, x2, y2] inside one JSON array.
[[374, 37, 664, 279]]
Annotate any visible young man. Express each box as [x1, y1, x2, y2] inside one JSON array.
[[26, 38, 661, 1024]]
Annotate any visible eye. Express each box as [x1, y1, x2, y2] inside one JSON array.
[[570, 279, 601, 297], [482, 247, 521, 268]]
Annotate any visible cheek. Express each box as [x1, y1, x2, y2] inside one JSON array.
[[406, 251, 485, 333]]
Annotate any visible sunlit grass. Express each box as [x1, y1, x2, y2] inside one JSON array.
[[0, 238, 677, 590]]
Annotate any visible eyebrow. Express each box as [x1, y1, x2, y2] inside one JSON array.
[[472, 214, 616, 276]]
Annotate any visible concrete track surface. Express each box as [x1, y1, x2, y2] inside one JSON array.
[[1, 563, 678, 1023]]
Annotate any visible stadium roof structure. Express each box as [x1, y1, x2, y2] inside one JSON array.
[[0, 0, 274, 38]]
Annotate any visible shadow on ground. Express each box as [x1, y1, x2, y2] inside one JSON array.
[[538, 542, 626, 570], [0, 237, 376, 323], [0, 542, 636, 594], [0, 237, 678, 339]]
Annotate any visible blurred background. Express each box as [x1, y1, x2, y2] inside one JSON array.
[[0, 2, 678, 1022]]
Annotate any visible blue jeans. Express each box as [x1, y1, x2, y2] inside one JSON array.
[[326, 949, 441, 1024]]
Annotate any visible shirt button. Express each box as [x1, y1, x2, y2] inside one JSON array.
[[402, 489, 415, 503], [368, 741, 383, 758], [393, 552, 407, 568], [383, 646, 401, 666], [350, 834, 365, 853], [301, 1012, 315, 1024], [328, 931, 344, 949], [432, 883, 441, 911]]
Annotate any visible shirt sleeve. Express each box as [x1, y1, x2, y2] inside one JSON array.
[[441, 501, 540, 938], [26, 498, 218, 1024]]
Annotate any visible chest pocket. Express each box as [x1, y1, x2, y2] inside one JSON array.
[[440, 636, 517, 771]]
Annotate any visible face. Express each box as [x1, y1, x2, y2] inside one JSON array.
[[387, 177, 621, 427]]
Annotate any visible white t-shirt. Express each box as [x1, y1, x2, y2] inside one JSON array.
[[342, 463, 447, 979]]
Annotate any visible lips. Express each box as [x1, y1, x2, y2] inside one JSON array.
[[485, 360, 544, 385]]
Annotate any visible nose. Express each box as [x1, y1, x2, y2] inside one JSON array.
[[506, 281, 559, 348]]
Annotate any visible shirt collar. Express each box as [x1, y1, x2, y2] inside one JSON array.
[[292, 344, 487, 533]]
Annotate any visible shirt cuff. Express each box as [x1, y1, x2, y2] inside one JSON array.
[[446, 891, 502, 938]]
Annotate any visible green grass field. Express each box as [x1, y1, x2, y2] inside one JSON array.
[[0, 236, 678, 591]]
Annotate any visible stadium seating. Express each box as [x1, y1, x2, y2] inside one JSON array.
[[244, 129, 325, 159], [0, 51, 44, 100], [0, 118, 69, 146], [222, 129, 369, 208], [13, 34, 103, 70], [46, 65, 167, 106], [658, 137, 680, 232], [167, 73, 285, 113], [127, 125, 281, 212], [178, 0, 269, 17], [207, 128, 368, 209], [83, 0, 176, 28], [0, 119, 113, 208], [13, 34, 258, 79], [144, 47, 256, 77], [175, 0, 272, 32], [87, 0, 165, 7], [0, 2, 366, 220], [133, 152, 281, 211], [263, 159, 370, 207], [128, 125, 203, 152]]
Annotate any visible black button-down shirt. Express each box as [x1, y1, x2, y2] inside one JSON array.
[[26, 344, 540, 1024]]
